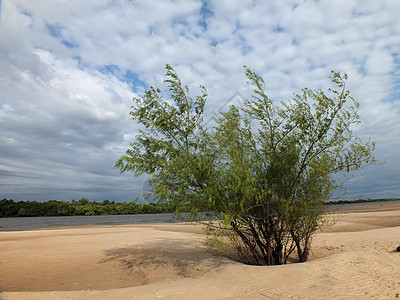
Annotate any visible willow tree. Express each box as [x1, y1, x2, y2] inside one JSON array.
[[116, 65, 375, 265]]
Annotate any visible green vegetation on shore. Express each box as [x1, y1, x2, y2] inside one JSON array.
[[1, 198, 398, 218], [326, 198, 400, 205], [0, 198, 179, 218]]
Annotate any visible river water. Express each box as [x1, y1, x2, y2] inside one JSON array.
[[0, 213, 187, 231], [1, 201, 398, 231]]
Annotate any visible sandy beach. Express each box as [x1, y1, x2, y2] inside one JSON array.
[[1, 202, 400, 299]]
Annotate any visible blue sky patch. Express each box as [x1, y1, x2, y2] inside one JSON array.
[[20, 9, 32, 17], [97, 65, 148, 92], [198, 0, 213, 30], [97, 64, 120, 76], [47, 23, 63, 39], [382, 91, 400, 103], [272, 25, 285, 33], [47, 23, 78, 49], [62, 40, 79, 49], [236, 35, 252, 55], [73, 56, 88, 70], [210, 40, 218, 47], [123, 70, 148, 92], [384, 58, 400, 103]]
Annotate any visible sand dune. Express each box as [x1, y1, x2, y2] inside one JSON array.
[[1, 203, 400, 299]]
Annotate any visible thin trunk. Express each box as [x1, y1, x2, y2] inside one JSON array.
[[272, 241, 283, 265], [248, 220, 270, 265], [292, 233, 309, 263], [231, 221, 264, 265]]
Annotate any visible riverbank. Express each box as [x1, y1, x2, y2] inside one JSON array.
[[1, 201, 400, 299]]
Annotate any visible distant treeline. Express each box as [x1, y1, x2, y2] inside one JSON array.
[[0, 198, 181, 218], [325, 198, 400, 205], [1, 197, 399, 218]]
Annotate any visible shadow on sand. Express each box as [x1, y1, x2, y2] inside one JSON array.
[[99, 239, 230, 285]]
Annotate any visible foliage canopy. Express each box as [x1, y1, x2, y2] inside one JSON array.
[[116, 65, 375, 265]]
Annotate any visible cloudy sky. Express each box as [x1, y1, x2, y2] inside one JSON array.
[[0, 0, 399, 202]]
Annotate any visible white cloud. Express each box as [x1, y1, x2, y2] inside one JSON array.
[[0, 0, 399, 201]]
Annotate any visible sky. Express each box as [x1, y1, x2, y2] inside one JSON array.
[[0, 0, 399, 202]]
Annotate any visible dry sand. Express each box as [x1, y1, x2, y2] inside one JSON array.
[[1, 202, 400, 299]]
